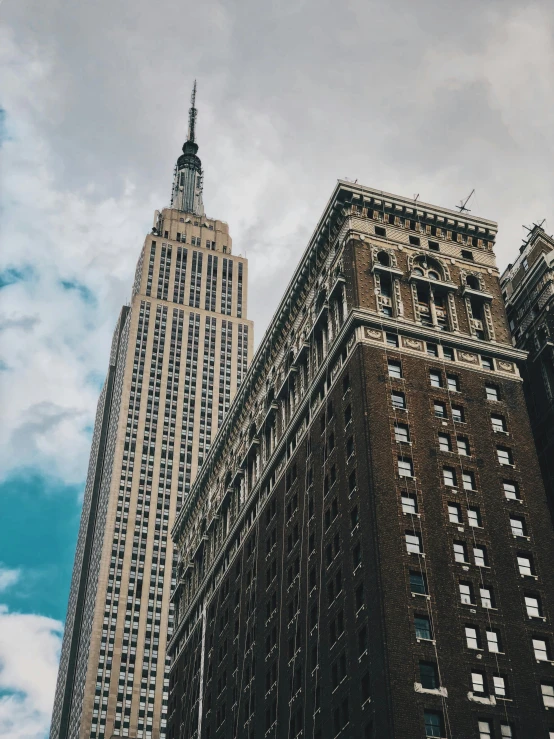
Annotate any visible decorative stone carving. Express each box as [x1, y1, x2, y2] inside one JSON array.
[[497, 360, 515, 373], [458, 351, 479, 364], [364, 328, 382, 340], [402, 337, 423, 351], [411, 282, 421, 323], [447, 292, 459, 332]]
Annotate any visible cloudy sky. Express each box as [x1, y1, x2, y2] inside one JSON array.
[[1, 0, 554, 735]]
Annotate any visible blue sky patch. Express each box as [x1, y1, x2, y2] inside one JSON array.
[[0, 472, 82, 622], [60, 279, 97, 306]]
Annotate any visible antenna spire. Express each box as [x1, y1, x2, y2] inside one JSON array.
[[188, 80, 198, 143]]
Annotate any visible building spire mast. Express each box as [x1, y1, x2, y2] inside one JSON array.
[[171, 79, 204, 215], [188, 80, 198, 144]]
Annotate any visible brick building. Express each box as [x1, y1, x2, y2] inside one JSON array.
[[501, 225, 554, 522], [168, 182, 554, 739]]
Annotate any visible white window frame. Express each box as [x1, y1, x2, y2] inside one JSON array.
[[434, 402, 446, 418], [468, 507, 481, 528], [472, 671, 485, 693], [452, 407, 463, 422], [526, 596, 541, 618], [493, 675, 506, 697], [459, 583, 473, 605], [443, 468, 456, 487], [388, 361, 402, 379], [474, 547, 486, 567], [395, 424, 410, 443], [517, 555, 532, 576], [398, 458, 414, 478], [392, 391, 405, 409], [454, 542, 467, 563], [533, 638, 549, 661], [542, 683, 554, 708], [491, 415, 506, 433], [478, 720, 492, 739], [500, 725, 513, 739], [503, 481, 519, 500], [448, 504, 461, 523], [466, 627, 480, 650], [485, 385, 499, 401], [457, 437, 469, 456], [401, 495, 417, 515], [462, 472, 475, 491], [430, 371, 442, 388], [486, 630, 500, 653], [510, 517, 525, 537], [438, 433, 451, 452], [405, 532, 422, 555], [480, 588, 493, 608], [447, 375, 459, 392], [497, 447, 513, 466]]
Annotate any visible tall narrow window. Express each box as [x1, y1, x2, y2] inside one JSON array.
[[419, 662, 439, 690], [448, 503, 461, 523], [438, 433, 451, 452], [474, 546, 487, 567], [459, 582, 474, 604], [497, 447, 513, 466], [398, 458, 414, 477], [517, 554, 534, 577], [510, 516, 526, 538], [430, 370, 442, 388], [415, 615, 432, 640], [472, 672, 486, 694], [405, 532, 422, 554], [401, 494, 417, 515], [453, 541, 468, 563], [388, 360, 402, 379], [491, 414, 507, 433], [443, 467, 456, 487], [465, 626, 480, 650], [424, 711, 444, 738], [525, 595, 542, 619], [503, 481, 520, 500], [533, 638, 549, 661], [485, 384, 499, 401], [395, 423, 410, 443], [478, 720, 492, 739], [467, 507, 481, 528], [493, 675, 507, 697], [410, 571, 427, 595]]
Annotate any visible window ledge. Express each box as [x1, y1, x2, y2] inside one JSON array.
[[414, 683, 448, 697], [403, 512, 421, 518], [521, 573, 539, 580], [416, 638, 436, 645], [411, 592, 431, 600], [528, 615, 547, 622], [468, 692, 496, 705], [512, 534, 531, 541]]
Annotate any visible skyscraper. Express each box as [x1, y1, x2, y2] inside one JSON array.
[[168, 182, 554, 739], [50, 84, 253, 739], [501, 225, 554, 519]]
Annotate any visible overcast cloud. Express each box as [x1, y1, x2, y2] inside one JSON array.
[[1, 0, 554, 735]]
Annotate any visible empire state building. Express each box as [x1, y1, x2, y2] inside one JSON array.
[[50, 83, 253, 739]]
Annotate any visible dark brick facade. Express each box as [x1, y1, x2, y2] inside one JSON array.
[[168, 184, 554, 739]]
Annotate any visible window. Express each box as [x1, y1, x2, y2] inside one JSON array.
[[486, 629, 501, 653], [454, 541, 468, 563], [392, 391, 406, 409], [472, 672, 486, 694], [500, 724, 513, 739], [406, 532, 422, 554], [465, 626, 480, 650], [533, 638, 550, 661], [427, 343, 438, 357], [478, 720, 492, 738], [447, 375, 459, 392], [443, 467, 456, 487], [428, 241, 440, 252], [415, 615, 432, 640], [448, 503, 461, 523], [485, 384, 499, 401], [462, 249, 474, 261], [459, 581, 474, 604], [457, 437, 470, 456], [434, 401, 447, 418], [386, 332, 399, 347], [438, 433, 451, 452], [375, 225, 386, 237], [468, 507, 482, 528], [419, 662, 439, 690], [430, 370, 442, 388], [410, 571, 427, 595], [510, 517, 526, 538], [398, 458, 414, 478], [424, 710, 444, 737], [395, 423, 410, 443], [409, 235, 421, 246], [517, 554, 534, 577], [344, 404, 352, 425], [388, 360, 402, 379], [443, 346, 454, 361], [497, 447, 513, 466], [480, 587, 494, 608], [503, 481, 520, 500], [402, 494, 418, 515], [491, 415, 507, 433], [482, 356, 494, 370], [525, 595, 542, 618], [452, 405, 464, 423], [350, 506, 359, 530], [462, 471, 476, 491], [493, 675, 507, 697], [474, 546, 487, 567], [542, 683, 554, 708]]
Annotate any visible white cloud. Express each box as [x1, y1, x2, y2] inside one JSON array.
[[0, 566, 20, 593], [0, 605, 63, 739]]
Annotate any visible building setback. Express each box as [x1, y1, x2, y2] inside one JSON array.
[[501, 226, 554, 523], [168, 182, 554, 739], [50, 86, 253, 739]]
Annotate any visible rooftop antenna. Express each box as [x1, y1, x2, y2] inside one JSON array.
[[187, 80, 198, 143], [457, 188, 475, 213], [413, 193, 420, 202]]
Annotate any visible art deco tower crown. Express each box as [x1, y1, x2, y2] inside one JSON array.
[[171, 80, 204, 215]]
